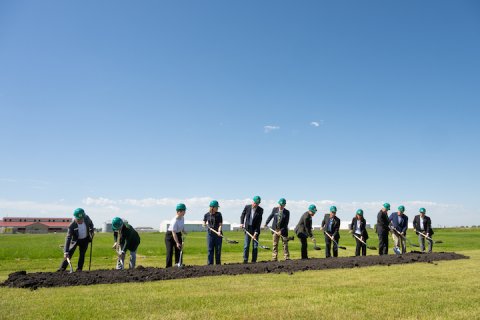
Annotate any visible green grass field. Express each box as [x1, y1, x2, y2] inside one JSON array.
[[1, 229, 479, 319]]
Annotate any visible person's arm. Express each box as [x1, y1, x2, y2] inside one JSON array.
[[264, 211, 274, 228], [253, 208, 263, 238], [333, 218, 340, 237], [306, 216, 313, 238], [63, 224, 73, 258], [172, 231, 181, 249], [401, 216, 408, 234], [240, 206, 247, 228], [283, 211, 290, 233], [218, 213, 223, 234]]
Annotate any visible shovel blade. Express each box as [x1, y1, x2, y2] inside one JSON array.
[[368, 246, 377, 250], [434, 240, 443, 244], [227, 240, 239, 244]]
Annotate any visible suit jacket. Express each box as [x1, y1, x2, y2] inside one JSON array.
[[376, 210, 390, 233], [240, 204, 264, 235], [295, 211, 313, 238], [413, 215, 434, 235], [389, 212, 409, 234], [114, 223, 140, 252], [265, 207, 290, 237], [64, 215, 94, 252], [350, 217, 369, 240], [322, 214, 340, 239]]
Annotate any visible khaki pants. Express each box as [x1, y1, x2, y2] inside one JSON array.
[[392, 232, 406, 254], [272, 232, 290, 261]]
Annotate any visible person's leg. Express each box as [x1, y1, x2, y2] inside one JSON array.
[[283, 237, 290, 260], [325, 235, 331, 258], [165, 233, 173, 268], [355, 238, 361, 256], [174, 232, 181, 264], [383, 232, 389, 255], [243, 232, 251, 263], [401, 237, 406, 254], [77, 239, 89, 271], [419, 234, 425, 252], [272, 233, 279, 261], [129, 250, 136, 269], [300, 235, 308, 259], [251, 234, 259, 263], [59, 243, 77, 271], [333, 237, 339, 257], [207, 232, 214, 265], [215, 235, 222, 265], [361, 243, 367, 256], [427, 238, 433, 253]]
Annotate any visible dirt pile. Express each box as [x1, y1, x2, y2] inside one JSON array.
[[2, 252, 467, 290]]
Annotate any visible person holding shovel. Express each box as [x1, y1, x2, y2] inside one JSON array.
[[264, 198, 290, 261], [165, 203, 187, 267], [376, 203, 391, 255], [321, 206, 341, 258], [240, 196, 264, 263], [413, 208, 434, 253], [389, 205, 409, 254], [203, 200, 223, 265], [58, 208, 94, 272], [112, 217, 140, 269], [350, 209, 369, 256], [294, 204, 317, 259]]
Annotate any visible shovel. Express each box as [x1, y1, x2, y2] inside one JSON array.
[[244, 228, 270, 250], [390, 226, 419, 248], [268, 226, 295, 242], [208, 226, 238, 244], [59, 245, 73, 273], [323, 231, 347, 250], [417, 231, 443, 244], [176, 235, 186, 268], [312, 238, 322, 250], [352, 234, 377, 250]]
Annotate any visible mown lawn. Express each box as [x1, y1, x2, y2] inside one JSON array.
[[0, 229, 479, 319]]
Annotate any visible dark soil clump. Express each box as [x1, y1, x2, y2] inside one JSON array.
[[1, 252, 467, 290]]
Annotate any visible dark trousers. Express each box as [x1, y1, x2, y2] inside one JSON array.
[[324, 234, 338, 258], [243, 226, 258, 263], [165, 231, 182, 268], [354, 235, 367, 256], [207, 232, 223, 265], [298, 234, 308, 259], [378, 230, 389, 255], [59, 238, 89, 271]]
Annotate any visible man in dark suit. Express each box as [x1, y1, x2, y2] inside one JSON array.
[[240, 196, 264, 263], [294, 204, 317, 259], [389, 205, 409, 254], [321, 206, 341, 258], [376, 203, 391, 255], [350, 209, 369, 256], [413, 207, 434, 253], [58, 208, 94, 272], [264, 198, 290, 261]]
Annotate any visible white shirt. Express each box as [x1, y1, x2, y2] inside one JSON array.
[[355, 220, 362, 235], [168, 216, 184, 233], [420, 217, 425, 230], [249, 207, 256, 226], [77, 222, 87, 240]]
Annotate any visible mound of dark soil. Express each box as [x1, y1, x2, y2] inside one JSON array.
[[1, 252, 467, 290]]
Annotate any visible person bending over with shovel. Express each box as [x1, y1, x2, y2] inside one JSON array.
[[389, 206, 409, 254], [295, 204, 317, 259], [413, 208, 434, 253], [240, 196, 264, 264], [321, 206, 341, 258], [350, 209, 369, 256], [112, 217, 140, 270], [165, 203, 187, 268], [58, 208, 94, 272], [264, 198, 291, 261], [203, 200, 223, 265]]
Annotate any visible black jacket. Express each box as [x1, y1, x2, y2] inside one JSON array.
[[350, 217, 369, 240], [295, 211, 313, 238], [322, 214, 340, 239], [376, 210, 390, 233], [64, 215, 94, 252], [114, 223, 140, 252], [413, 215, 434, 235], [265, 207, 290, 237], [240, 204, 264, 234]]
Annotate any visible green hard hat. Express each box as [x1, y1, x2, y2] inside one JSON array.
[[308, 204, 317, 213], [112, 217, 123, 231], [253, 196, 261, 204], [209, 200, 219, 208], [278, 198, 286, 206], [356, 209, 364, 216], [176, 203, 187, 211], [383, 203, 391, 210], [398, 205, 405, 212], [419, 207, 426, 214], [73, 208, 85, 219], [330, 206, 337, 213]]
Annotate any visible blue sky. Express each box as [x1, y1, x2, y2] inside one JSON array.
[[1, 1, 479, 227]]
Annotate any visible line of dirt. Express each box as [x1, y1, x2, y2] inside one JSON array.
[[1, 252, 468, 290]]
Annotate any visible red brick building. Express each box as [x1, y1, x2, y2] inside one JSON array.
[[0, 217, 72, 234]]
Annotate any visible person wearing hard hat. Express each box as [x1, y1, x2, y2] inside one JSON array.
[[376, 203, 391, 255], [350, 209, 369, 256], [202, 200, 223, 265], [389, 205, 409, 254], [111, 217, 140, 269], [240, 196, 264, 263], [165, 203, 187, 267], [294, 204, 317, 259], [58, 208, 94, 272], [413, 208, 434, 253], [321, 206, 341, 258], [264, 198, 290, 261]]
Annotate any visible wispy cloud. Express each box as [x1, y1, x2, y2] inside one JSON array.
[[264, 125, 280, 133], [310, 121, 324, 127]]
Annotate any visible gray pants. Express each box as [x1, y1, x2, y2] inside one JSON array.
[[392, 232, 406, 254], [116, 251, 137, 269], [418, 234, 433, 253]]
